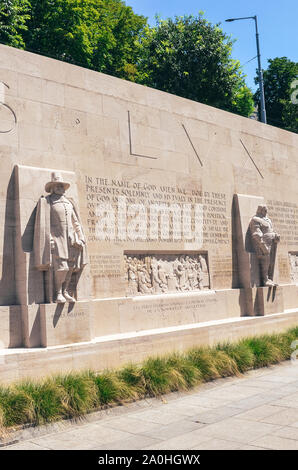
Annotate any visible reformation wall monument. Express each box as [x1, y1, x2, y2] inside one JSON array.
[[0, 44, 298, 382]]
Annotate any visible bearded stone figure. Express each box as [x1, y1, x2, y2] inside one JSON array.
[[33, 172, 88, 303], [248, 205, 280, 287]]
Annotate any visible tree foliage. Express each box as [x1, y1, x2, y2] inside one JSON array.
[[255, 57, 298, 133], [135, 15, 254, 117], [0, 4, 254, 116], [22, 0, 147, 81], [0, 0, 30, 48]]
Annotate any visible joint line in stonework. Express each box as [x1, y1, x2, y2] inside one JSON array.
[[240, 138, 264, 179], [127, 110, 158, 160], [182, 123, 203, 167]]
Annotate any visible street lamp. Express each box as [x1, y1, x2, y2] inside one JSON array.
[[225, 16, 267, 124]]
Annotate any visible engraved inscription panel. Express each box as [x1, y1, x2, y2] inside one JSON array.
[[267, 200, 298, 246]]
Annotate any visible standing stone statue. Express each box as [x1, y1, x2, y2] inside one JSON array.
[[248, 205, 280, 287], [33, 172, 88, 303]]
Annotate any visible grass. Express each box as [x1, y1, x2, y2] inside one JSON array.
[[0, 325, 297, 433]]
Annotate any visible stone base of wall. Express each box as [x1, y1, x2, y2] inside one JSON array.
[[0, 308, 297, 384], [0, 284, 297, 353]]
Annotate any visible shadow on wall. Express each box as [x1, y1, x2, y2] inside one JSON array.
[[21, 206, 36, 254], [231, 195, 254, 317], [21, 204, 46, 305], [0, 166, 45, 307], [8, 305, 23, 347], [231, 196, 249, 316], [0, 168, 17, 305], [231, 197, 239, 290]]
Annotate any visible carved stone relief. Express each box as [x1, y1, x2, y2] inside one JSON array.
[[289, 252, 298, 283], [124, 253, 209, 296]]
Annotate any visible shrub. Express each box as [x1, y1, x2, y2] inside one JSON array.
[[93, 370, 137, 405], [166, 353, 201, 389], [141, 356, 177, 396], [216, 341, 255, 373], [243, 335, 284, 368], [0, 386, 34, 427], [54, 372, 98, 418], [14, 379, 65, 425], [187, 347, 221, 381]]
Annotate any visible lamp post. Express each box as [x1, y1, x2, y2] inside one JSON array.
[[225, 15, 267, 124]]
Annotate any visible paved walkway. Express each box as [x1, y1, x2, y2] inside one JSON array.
[[2, 361, 298, 450]]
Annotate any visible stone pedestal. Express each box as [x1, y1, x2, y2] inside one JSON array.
[[22, 301, 92, 347], [21, 305, 42, 348], [252, 286, 284, 316], [40, 301, 92, 347], [0, 306, 22, 348]]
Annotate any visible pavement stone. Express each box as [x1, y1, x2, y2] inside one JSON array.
[[190, 406, 245, 424], [96, 435, 161, 450], [191, 438, 243, 450], [260, 408, 298, 426], [272, 425, 298, 440], [250, 434, 298, 450], [139, 418, 204, 441], [234, 405, 290, 422], [143, 428, 213, 450], [190, 417, 282, 444], [1, 442, 51, 451]]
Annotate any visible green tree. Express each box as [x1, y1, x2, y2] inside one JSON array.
[[254, 57, 298, 133], [281, 98, 298, 133], [136, 14, 254, 117], [22, 0, 147, 80], [0, 0, 30, 48]]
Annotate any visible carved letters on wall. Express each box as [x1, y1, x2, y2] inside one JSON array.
[[124, 253, 210, 296]]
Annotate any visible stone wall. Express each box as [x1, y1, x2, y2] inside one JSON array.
[[0, 44, 298, 356], [1, 44, 298, 303]]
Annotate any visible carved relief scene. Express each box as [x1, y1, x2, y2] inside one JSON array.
[[124, 253, 210, 296], [289, 252, 298, 283]]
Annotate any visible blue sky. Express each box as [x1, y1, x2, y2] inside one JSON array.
[[125, 0, 298, 92]]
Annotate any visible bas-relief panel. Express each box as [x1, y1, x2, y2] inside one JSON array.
[[289, 252, 298, 283], [124, 253, 209, 296]]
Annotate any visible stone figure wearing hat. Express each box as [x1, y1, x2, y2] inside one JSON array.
[[248, 205, 280, 287], [33, 172, 88, 303]]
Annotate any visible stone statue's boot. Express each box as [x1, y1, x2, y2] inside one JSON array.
[[56, 292, 66, 303], [55, 271, 67, 303], [63, 291, 76, 303], [264, 279, 275, 287]]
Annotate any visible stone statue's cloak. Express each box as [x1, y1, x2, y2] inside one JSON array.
[[33, 195, 88, 271], [246, 215, 275, 254]]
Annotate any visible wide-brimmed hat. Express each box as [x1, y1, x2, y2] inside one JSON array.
[[45, 172, 70, 193]]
